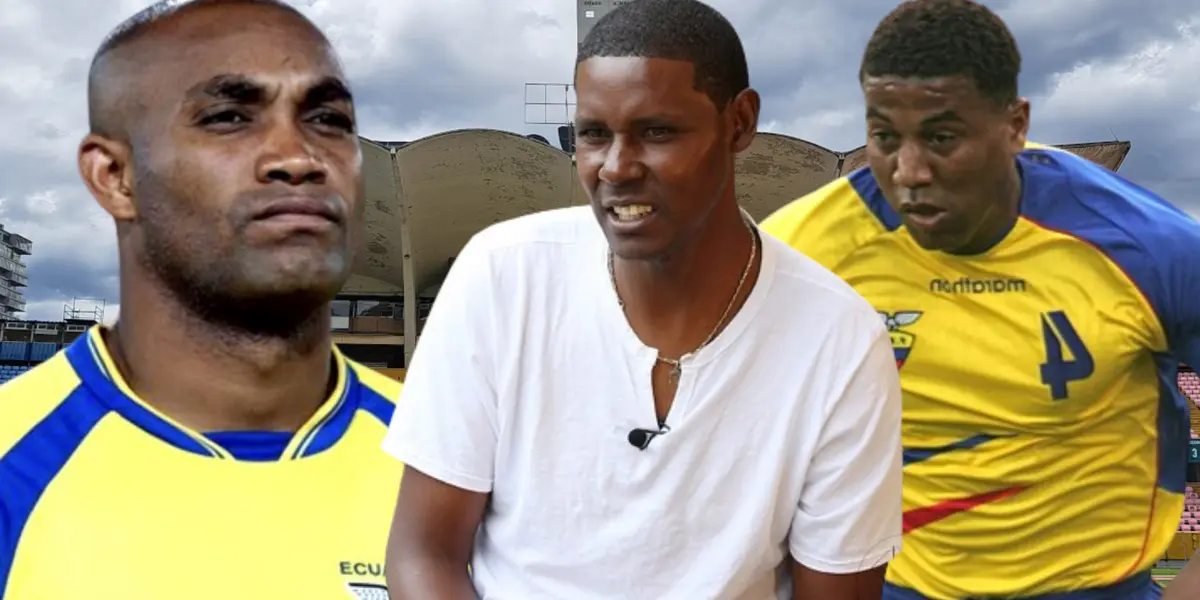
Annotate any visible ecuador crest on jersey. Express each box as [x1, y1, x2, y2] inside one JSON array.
[[879, 311, 922, 369]]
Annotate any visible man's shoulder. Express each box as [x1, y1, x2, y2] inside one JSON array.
[[1021, 146, 1200, 253], [0, 353, 95, 457], [760, 170, 898, 273], [449, 206, 601, 295], [345, 359, 399, 428], [1019, 147, 1200, 314], [468, 205, 601, 256], [763, 231, 880, 323]]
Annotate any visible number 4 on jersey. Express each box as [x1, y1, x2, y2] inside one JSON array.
[[1039, 311, 1094, 400]]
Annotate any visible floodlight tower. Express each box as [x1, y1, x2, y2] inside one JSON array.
[[523, 1, 629, 155]]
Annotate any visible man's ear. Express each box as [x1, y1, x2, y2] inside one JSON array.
[[79, 134, 137, 221], [1008, 97, 1031, 153], [730, 88, 761, 153]]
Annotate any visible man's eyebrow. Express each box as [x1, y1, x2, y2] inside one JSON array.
[[922, 110, 963, 125], [573, 113, 686, 129], [865, 108, 964, 125], [574, 117, 603, 129], [185, 74, 264, 104], [302, 76, 353, 108]]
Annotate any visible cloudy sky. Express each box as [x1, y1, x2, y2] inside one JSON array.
[[0, 0, 1197, 322]]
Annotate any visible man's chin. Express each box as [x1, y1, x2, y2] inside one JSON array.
[[607, 237, 673, 263], [905, 228, 957, 253], [243, 250, 349, 289]]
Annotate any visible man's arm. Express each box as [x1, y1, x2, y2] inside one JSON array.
[[789, 314, 903, 600], [794, 564, 889, 599], [380, 237, 501, 599], [1165, 554, 1200, 600], [386, 469, 486, 599]]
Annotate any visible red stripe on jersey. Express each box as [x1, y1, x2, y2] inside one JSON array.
[[903, 486, 1027, 533]]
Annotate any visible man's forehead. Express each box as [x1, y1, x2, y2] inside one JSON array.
[[576, 57, 710, 115], [125, 2, 333, 69], [578, 56, 697, 90], [863, 76, 985, 106], [135, 29, 343, 98]]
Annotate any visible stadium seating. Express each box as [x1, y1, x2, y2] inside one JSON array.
[[1183, 487, 1200, 531], [1180, 370, 1199, 532], [0, 364, 30, 384], [1182, 370, 1200, 400]]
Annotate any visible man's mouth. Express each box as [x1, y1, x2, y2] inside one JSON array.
[[610, 204, 656, 222]]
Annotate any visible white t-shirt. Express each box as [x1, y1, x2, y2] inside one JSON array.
[[383, 206, 902, 600]]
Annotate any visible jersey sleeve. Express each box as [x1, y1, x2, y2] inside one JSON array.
[[788, 315, 903, 573], [1162, 216, 1200, 367], [381, 236, 500, 493]]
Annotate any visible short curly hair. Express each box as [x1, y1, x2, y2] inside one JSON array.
[[576, 0, 749, 108], [860, 0, 1021, 105]]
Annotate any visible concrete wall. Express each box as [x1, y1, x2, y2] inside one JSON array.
[[357, 129, 577, 361], [355, 139, 405, 290], [736, 133, 841, 222]]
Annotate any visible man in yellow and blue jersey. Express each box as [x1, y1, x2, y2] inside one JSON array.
[[762, 0, 1200, 598], [0, 1, 401, 598]]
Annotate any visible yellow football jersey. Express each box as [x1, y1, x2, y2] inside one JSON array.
[[762, 146, 1200, 599], [0, 327, 403, 599]]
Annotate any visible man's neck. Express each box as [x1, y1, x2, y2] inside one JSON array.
[[109, 273, 335, 434], [613, 203, 758, 356], [951, 164, 1024, 255]]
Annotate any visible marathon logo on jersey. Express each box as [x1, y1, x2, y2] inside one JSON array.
[[879, 311, 922, 369], [929, 276, 1026, 294], [346, 582, 388, 599]]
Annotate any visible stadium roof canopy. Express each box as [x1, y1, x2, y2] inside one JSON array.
[[354, 128, 1129, 360]]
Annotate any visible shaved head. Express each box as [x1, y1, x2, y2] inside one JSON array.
[[78, 0, 362, 339], [87, 0, 320, 141]]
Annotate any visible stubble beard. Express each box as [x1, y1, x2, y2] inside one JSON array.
[[138, 222, 339, 345]]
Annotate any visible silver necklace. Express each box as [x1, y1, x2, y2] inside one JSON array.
[[607, 215, 758, 383]]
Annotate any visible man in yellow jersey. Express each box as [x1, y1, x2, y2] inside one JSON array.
[[762, 0, 1200, 598], [0, 1, 402, 598]]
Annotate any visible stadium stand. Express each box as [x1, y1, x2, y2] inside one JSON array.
[[1179, 367, 1200, 541], [0, 320, 93, 383], [0, 363, 29, 383]]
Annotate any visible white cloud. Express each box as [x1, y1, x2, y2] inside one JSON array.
[[1028, 12, 1200, 210], [1036, 16, 1200, 130]]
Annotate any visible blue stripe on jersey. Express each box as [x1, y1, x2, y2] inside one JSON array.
[[203, 431, 291, 461], [1153, 355, 1189, 494], [295, 366, 358, 459], [64, 337, 219, 458], [847, 166, 902, 231], [1017, 148, 1200, 494], [883, 571, 1159, 599], [359, 388, 395, 426], [902, 433, 1013, 467], [0, 387, 108, 593]]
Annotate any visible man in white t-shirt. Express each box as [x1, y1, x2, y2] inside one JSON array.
[[382, 1, 903, 598]]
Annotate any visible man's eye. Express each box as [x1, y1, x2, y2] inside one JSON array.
[[199, 111, 249, 126], [312, 112, 355, 132]]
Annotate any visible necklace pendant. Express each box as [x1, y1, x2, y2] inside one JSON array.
[[669, 363, 681, 384]]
